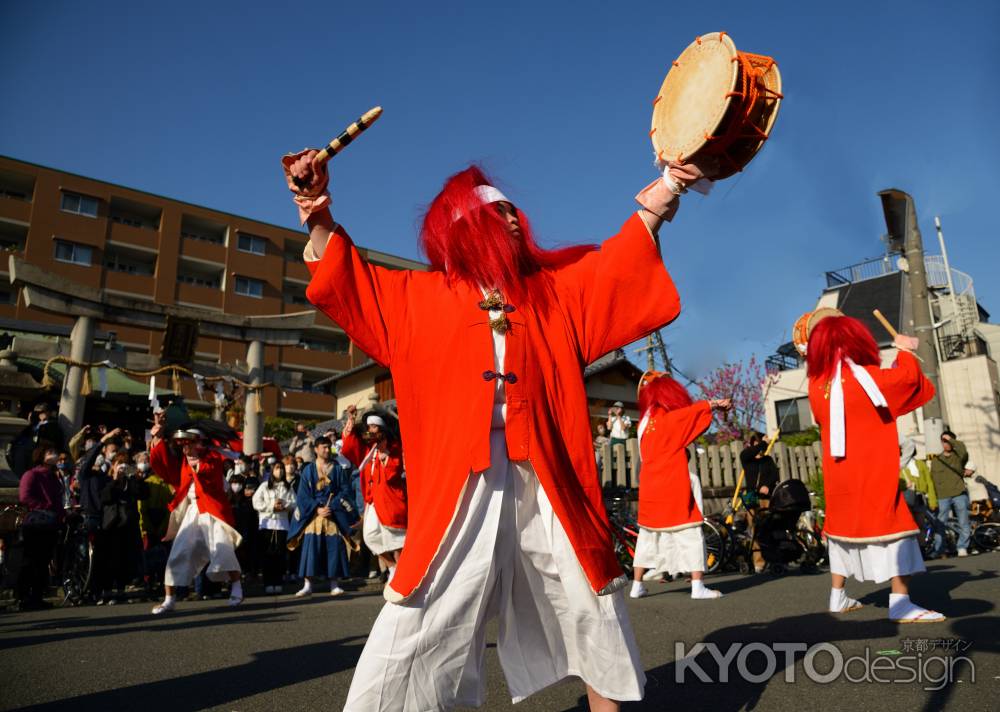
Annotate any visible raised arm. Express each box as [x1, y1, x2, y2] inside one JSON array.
[[149, 440, 182, 490], [284, 150, 405, 366], [870, 350, 935, 418], [555, 213, 681, 364]]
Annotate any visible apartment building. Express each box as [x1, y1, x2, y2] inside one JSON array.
[[0, 155, 424, 419]]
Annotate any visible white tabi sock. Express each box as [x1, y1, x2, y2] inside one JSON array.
[[230, 581, 243, 599], [829, 587, 862, 613], [691, 578, 722, 599], [888, 593, 945, 623], [163, 594, 175, 606], [629, 581, 647, 599]]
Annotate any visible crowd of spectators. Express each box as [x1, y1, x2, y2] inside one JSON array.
[[8, 408, 382, 611]]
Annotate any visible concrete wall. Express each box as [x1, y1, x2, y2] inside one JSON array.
[[939, 355, 1000, 499], [334, 370, 384, 416]]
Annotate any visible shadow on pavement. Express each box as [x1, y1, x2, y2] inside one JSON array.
[[9, 635, 368, 711]]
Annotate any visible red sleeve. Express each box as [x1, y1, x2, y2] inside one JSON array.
[[660, 401, 714, 450], [383, 454, 405, 486], [305, 224, 406, 367], [150, 440, 181, 489], [340, 428, 364, 469], [869, 351, 935, 418], [553, 213, 681, 364]]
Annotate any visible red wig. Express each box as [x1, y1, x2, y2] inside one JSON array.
[[418, 165, 595, 298], [638, 375, 694, 417], [806, 315, 880, 381]]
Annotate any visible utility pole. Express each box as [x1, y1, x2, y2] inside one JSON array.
[[935, 216, 966, 343], [635, 330, 672, 375], [878, 189, 946, 452]]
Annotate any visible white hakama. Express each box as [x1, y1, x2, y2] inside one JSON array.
[[362, 502, 407, 556], [163, 485, 242, 587], [827, 535, 925, 584], [344, 430, 644, 710], [633, 523, 706, 579]]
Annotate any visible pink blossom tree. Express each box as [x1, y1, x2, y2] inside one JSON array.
[[694, 355, 776, 443]]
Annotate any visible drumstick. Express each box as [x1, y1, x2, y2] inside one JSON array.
[[291, 106, 383, 189], [872, 309, 924, 362]]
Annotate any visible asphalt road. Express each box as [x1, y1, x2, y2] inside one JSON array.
[[1, 552, 998, 712]]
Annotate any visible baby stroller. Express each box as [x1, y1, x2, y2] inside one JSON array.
[[753, 479, 815, 573]]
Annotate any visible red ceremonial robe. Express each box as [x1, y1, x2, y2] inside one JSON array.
[[637, 401, 712, 531], [150, 441, 237, 529], [305, 212, 680, 601], [808, 351, 934, 542], [341, 430, 408, 529]]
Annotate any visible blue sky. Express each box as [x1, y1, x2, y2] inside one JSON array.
[[3, 1, 997, 382]]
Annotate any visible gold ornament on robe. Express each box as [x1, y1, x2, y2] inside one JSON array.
[[479, 290, 509, 334]]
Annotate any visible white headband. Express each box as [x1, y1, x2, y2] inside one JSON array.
[[451, 185, 512, 221], [474, 185, 509, 205], [366, 415, 387, 428]]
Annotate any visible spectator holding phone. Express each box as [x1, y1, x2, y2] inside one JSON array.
[[253, 460, 297, 594]]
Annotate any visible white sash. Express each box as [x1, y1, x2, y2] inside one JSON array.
[[829, 357, 888, 458]]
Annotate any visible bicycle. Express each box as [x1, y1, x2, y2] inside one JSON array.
[[606, 493, 729, 577], [58, 510, 94, 606]]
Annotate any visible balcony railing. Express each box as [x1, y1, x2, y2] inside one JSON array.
[[825, 256, 897, 288]]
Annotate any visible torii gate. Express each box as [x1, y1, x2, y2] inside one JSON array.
[[9, 256, 315, 455]]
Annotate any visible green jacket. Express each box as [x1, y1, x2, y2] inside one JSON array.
[[929, 440, 969, 499], [138, 473, 174, 540], [899, 458, 937, 510]]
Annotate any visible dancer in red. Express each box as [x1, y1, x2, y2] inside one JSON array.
[[805, 314, 944, 622], [284, 149, 712, 710], [340, 408, 407, 578], [630, 373, 730, 599], [148, 417, 243, 614]]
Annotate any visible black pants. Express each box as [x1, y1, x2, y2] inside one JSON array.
[[16, 527, 58, 604], [97, 528, 139, 593], [259, 529, 288, 587]]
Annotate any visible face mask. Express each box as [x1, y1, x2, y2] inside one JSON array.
[[57, 462, 70, 470], [85, 440, 97, 451], [137, 462, 150, 473], [268, 457, 277, 465], [230, 483, 243, 493]]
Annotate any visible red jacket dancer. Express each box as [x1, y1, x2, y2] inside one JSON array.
[[637, 398, 713, 531], [807, 327, 932, 542], [147, 423, 243, 615], [630, 373, 729, 600], [150, 441, 237, 531], [805, 313, 944, 622], [341, 417, 407, 530], [284, 151, 710, 709], [305, 209, 678, 604]]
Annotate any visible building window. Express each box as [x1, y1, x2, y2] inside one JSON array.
[[53, 239, 93, 266], [235, 276, 264, 298], [299, 334, 350, 353], [111, 214, 144, 229], [237, 233, 267, 256], [60, 191, 100, 218], [104, 251, 155, 276], [284, 242, 306, 263], [774, 397, 807, 433], [178, 272, 221, 289], [181, 229, 224, 244]]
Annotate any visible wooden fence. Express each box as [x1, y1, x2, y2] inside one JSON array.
[[598, 440, 823, 514]]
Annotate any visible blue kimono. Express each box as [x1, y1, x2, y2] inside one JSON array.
[[289, 460, 354, 579]]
